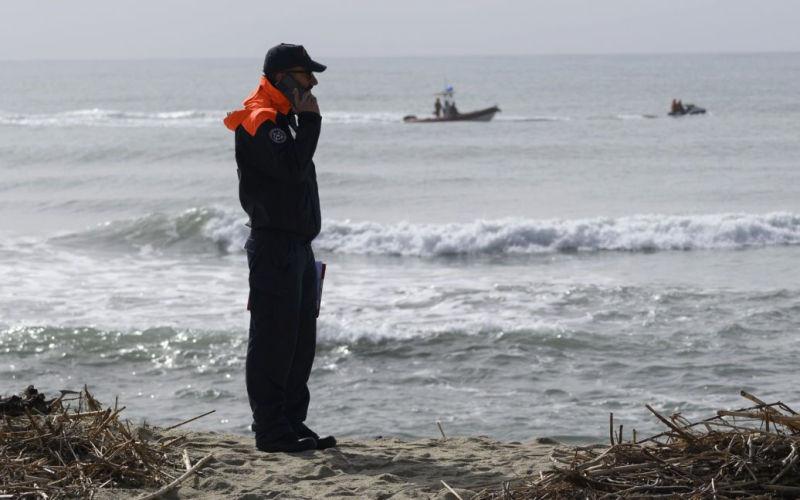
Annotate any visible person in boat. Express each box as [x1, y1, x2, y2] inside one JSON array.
[[670, 99, 678, 114], [676, 100, 685, 113], [443, 100, 458, 118], [434, 98, 442, 118]]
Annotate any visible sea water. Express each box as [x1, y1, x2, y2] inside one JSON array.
[[1, 54, 799, 443]]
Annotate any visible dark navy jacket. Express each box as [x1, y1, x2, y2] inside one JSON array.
[[225, 77, 322, 241]]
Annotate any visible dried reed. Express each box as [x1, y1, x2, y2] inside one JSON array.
[[473, 391, 800, 499], [1, 386, 212, 499]]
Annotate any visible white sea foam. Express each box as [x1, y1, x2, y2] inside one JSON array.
[[313, 213, 800, 256], [53, 208, 800, 256], [0, 109, 407, 128], [0, 108, 571, 128], [204, 210, 800, 256], [0, 108, 223, 128], [316, 316, 564, 344], [614, 114, 658, 120], [322, 111, 405, 124], [495, 115, 571, 122]]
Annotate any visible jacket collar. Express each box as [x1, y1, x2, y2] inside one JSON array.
[[244, 76, 292, 115], [224, 77, 292, 134]]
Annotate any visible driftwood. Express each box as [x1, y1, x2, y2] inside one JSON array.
[[474, 391, 800, 499], [0, 386, 50, 417], [135, 453, 213, 500], [0, 386, 213, 499]]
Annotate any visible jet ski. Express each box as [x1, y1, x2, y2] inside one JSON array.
[[669, 104, 706, 116]]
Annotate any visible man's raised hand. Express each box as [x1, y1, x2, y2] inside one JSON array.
[[292, 88, 320, 115]]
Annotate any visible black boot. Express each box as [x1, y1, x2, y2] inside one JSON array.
[[256, 433, 317, 453], [292, 422, 337, 450]]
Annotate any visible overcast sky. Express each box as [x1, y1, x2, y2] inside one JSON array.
[[2, 0, 799, 60]]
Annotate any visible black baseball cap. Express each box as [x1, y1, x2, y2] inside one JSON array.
[[263, 43, 327, 76]]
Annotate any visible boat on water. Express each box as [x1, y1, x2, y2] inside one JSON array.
[[404, 106, 500, 123], [404, 85, 500, 123]]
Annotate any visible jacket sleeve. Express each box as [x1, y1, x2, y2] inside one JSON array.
[[244, 112, 322, 181]]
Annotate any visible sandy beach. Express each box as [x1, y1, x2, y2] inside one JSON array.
[[95, 428, 560, 499]]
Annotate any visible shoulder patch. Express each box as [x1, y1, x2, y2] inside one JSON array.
[[269, 128, 287, 144]]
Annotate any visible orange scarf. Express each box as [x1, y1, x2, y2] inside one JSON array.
[[224, 77, 292, 136]]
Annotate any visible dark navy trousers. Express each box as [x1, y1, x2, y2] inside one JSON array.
[[245, 228, 317, 441]]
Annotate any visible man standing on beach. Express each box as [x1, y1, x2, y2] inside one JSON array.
[[224, 44, 336, 453]]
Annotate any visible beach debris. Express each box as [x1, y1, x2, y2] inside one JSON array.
[[441, 480, 465, 499], [473, 391, 800, 499], [438, 420, 448, 440], [134, 453, 214, 500], [0, 385, 213, 499], [163, 409, 216, 431], [0, 385, 51, 417]]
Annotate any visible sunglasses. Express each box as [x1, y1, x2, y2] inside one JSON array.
[[285, 70, 314, 77]]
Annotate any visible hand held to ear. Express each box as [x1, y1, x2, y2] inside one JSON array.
[[292, 88, 320, 115]]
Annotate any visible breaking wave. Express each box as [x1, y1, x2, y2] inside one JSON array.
[[0, 109, 222, 128], [53, 208, 247, 254], [1, 108, 578, 128], [315, 213, 800, 256], [612, 114, 658, 120], [323, 111, 405, 124], [496, 115, 571, 122], [0, 109, 406, 128], [2, 108, 588, 128], [53, 208, 800, 257]]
